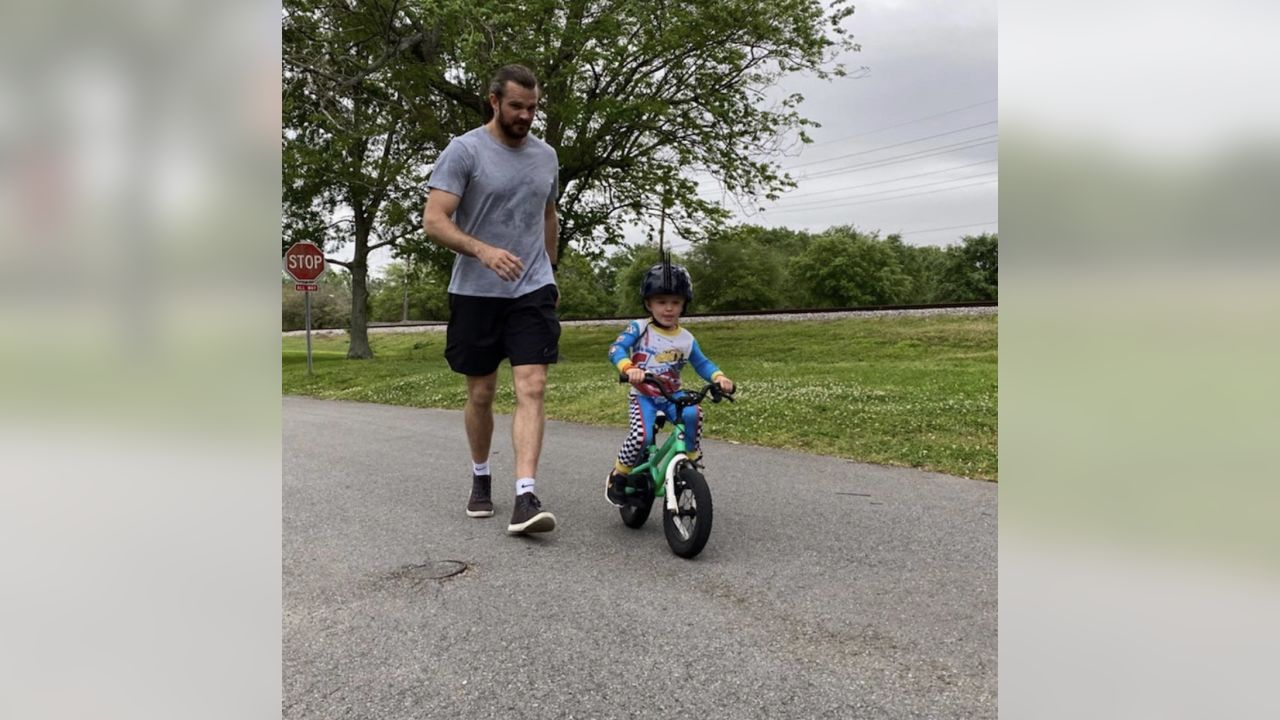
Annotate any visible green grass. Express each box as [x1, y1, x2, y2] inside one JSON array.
[[283, 314, 997, 480]]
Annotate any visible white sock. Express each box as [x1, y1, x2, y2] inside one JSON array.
[[472, 460, 490, 477], [516, 477, 535, 495]]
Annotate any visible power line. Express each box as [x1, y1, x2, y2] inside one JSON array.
[[801, 138, 998, 180], [697, 140, 998, 200], [770, 171, 999, 207], [756, 159, 999, 202], [760, 178, 998, 214], [805, 98, 998, 148], [781, 121, 998, 171], [695, 98, 998, 188], [897, 221, 998, 235]]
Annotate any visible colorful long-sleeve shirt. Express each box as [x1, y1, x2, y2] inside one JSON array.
[[608, 318, 724, 398]]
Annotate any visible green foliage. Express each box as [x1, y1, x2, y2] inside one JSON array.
[[307, 224, 1001, 333], [885, 234, 952, 304], [281, 270, 354, 331], [284, 0, 466, 356], [368, 260, 451, 322], [282, 1, 444, 257], [554, 252, 615, 319], [608, 245, 679, 316], [285, 0, 857, 258], [527, 0, 857, 250], [685, 225, 808, 311], [284, 0, 857, 354], [789, 226, 912, 307], [942, 233, 999, 301]]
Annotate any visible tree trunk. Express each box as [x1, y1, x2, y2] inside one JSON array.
[[347, 213, 374, 359]]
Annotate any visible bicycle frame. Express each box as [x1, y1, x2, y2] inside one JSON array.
[[624, 411, 691, 513], [618, 374, 733, 514]]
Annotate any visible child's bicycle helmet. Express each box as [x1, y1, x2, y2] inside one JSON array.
[[640, 261, 694, 307]]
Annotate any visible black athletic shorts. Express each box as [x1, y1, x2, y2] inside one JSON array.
[[444, 284, 560, 376]]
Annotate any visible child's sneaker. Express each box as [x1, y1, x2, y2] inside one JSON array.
[[605, 471, 628, 508]]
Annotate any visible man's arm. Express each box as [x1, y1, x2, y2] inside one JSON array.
[[422, 188, 524, 281], [544, 201, 559, 267]]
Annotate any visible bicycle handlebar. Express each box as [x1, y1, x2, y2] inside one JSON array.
[[617, 372, 736, 406]]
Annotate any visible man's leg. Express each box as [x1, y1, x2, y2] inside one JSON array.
[[463, 372, 498, 518], [507, 363, 556, 533], [465, 372, 498, 463], [511, 364, 547, 479], [502, 285, 559, 534]]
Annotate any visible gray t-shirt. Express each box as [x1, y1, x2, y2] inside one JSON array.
[[428, 126, 560, 299]]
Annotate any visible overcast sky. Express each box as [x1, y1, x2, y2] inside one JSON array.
[[663, 0, 998, 252]]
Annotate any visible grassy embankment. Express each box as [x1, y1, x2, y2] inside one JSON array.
[[283, 314, 997, 480]]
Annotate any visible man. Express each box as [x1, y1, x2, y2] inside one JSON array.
[[422, 64, 560, 535]]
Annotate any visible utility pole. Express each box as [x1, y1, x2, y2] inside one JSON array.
[[401, 256, 411, 323]]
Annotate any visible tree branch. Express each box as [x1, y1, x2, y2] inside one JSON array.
[[339, 31, 426, 88], [368, 236, 404, 252]]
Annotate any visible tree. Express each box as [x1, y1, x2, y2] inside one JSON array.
[[368, 258, 451, 322], [609, 244, 676, 316], [884, 234, 951, 304], [523, 0, 858, 253], [553, 251, 615, 319], [281, 269, 353, 331], [789, 226, 911, 307], [283, 0, 465, 357], [941, 233, 998, 301], [284, 0, 857, 354], [685, 225, 810, 311]]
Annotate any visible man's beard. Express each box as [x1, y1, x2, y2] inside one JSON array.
[[497, 112, 530, 140]]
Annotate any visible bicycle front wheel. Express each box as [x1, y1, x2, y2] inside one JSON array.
[[663, 462, 713, 558]]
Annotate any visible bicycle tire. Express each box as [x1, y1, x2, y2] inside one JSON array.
[[663, 462, 713, 558], [619, 471, 654, 529]]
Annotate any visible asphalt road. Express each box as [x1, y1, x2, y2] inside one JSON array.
[[284, 396, 996, 719]]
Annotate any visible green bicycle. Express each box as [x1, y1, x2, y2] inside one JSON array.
[[614, 373, 736, 559]]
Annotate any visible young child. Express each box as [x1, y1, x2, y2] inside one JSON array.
[[605, 262, 735, 507]]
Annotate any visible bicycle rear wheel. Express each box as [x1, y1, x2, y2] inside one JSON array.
[[619, 471, 654, 529], [663, 462, 713, 558]]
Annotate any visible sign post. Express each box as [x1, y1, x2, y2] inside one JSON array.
[[283, 242, 327, 375]]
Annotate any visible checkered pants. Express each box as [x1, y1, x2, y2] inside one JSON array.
[[616, 394, 703, 472]]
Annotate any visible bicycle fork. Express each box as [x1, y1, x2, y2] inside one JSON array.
[[663, 429, 690, 514]]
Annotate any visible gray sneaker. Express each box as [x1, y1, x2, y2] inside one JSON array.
[[466, 475, 494, 518], [507, 492, 556, 534]]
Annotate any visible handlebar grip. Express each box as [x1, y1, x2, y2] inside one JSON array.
[[619, 373, 659, 384]]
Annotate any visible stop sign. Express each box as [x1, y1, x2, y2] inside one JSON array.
[[283, 242, 326, 283]]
